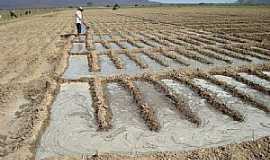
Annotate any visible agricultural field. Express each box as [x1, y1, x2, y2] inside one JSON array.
[[1, 6, 270, 160]]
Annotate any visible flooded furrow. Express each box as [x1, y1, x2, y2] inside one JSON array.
[[157, 52, 185, 68], [95, 43, 107, 53], [109, 42, 121, 50], [36, 83, 96, 159], [167, 51, 207, 69], [99, 54, 118, 75], [136, 41, 152, 48], [119, 54, 141, 74], [214, 75, 270, 111], [192, 78, 270, 122], [138, 53, 164, 70], [238, 73, 270, 91], [161, 79, 231, 127], [119, 41, 137, 50], [63, 55, 90, 79]]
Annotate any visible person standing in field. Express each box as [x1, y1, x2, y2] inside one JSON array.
[[75, 7, 84, 35]]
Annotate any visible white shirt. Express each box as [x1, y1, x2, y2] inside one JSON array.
[[75, 10, 82, 24]]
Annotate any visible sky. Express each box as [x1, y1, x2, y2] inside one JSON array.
[[151, 0, 236, 3]]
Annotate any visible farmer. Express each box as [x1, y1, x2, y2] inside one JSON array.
[[75, 7, 85, 35]]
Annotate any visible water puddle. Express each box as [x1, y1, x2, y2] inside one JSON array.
[[95, 43, 107, 53], [99, 55, 117, 75], [109, 42, 121, 50], [134, 81, 190, 127], [36, 83, 95, 159], [230, 51, 266, 64], [154, 52, 184, 68], [138, 53, 163, 70], [119, 42, 137, 50], [169, 51, 206, 69], [214, 75, 270, 110], [36, 81, 270, 159], [193, 78, 270, 122], [119, 54, 141, 74], [192, 51, 227, 66], [161, 79, 230, 127], [239, 73, 270, 90], [63, 55, 90, 79], [136, 42, 152, 48], [70, 43, 88, 54], [161, 78, 270, 148]]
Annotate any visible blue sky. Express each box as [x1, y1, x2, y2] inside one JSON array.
[[151, 0, 236, 3]]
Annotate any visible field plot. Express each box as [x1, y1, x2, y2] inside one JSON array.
[[36, 7, 270, 160]]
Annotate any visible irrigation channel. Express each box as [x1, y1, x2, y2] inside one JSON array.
[[36, 22, 270, 159]]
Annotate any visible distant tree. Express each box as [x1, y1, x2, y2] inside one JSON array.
[[106, 5, 111, 7], [135, 4, 139, 7], [198, 3, 206, 5], [113, 3, 120, 10]]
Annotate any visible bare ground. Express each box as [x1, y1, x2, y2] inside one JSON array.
[[0, 11, 73, 159]]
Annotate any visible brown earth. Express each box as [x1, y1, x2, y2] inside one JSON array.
[[0, 11, 73, 159]]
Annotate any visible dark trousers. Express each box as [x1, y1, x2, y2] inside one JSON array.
[[76, 23, 81, 34]]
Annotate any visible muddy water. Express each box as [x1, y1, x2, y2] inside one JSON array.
[[136, 42, 152, 48], [214, 75, 270, 110], [230, 51, 268, 64], [193, 78, 270, 123], [99, 55, 117, 75], [158, 53, 184, 68], [109, 42, 121, 50], [239, 73, 270, 90], [36, 83, 95, 160], [69, 43, 88, 54], [63, 55, 90, 79], [119, 54, 141, 74], [119, 42, 137, 49], [134, 81, 191, 127], [192, 51, 227, 66], [162, 79, 270, 145], [138, 53, 163, 70], [161, 79, 232, 127], [95, 43, 107, 53], [37, 81, 270, 160], [169, 51, 206, 69]]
